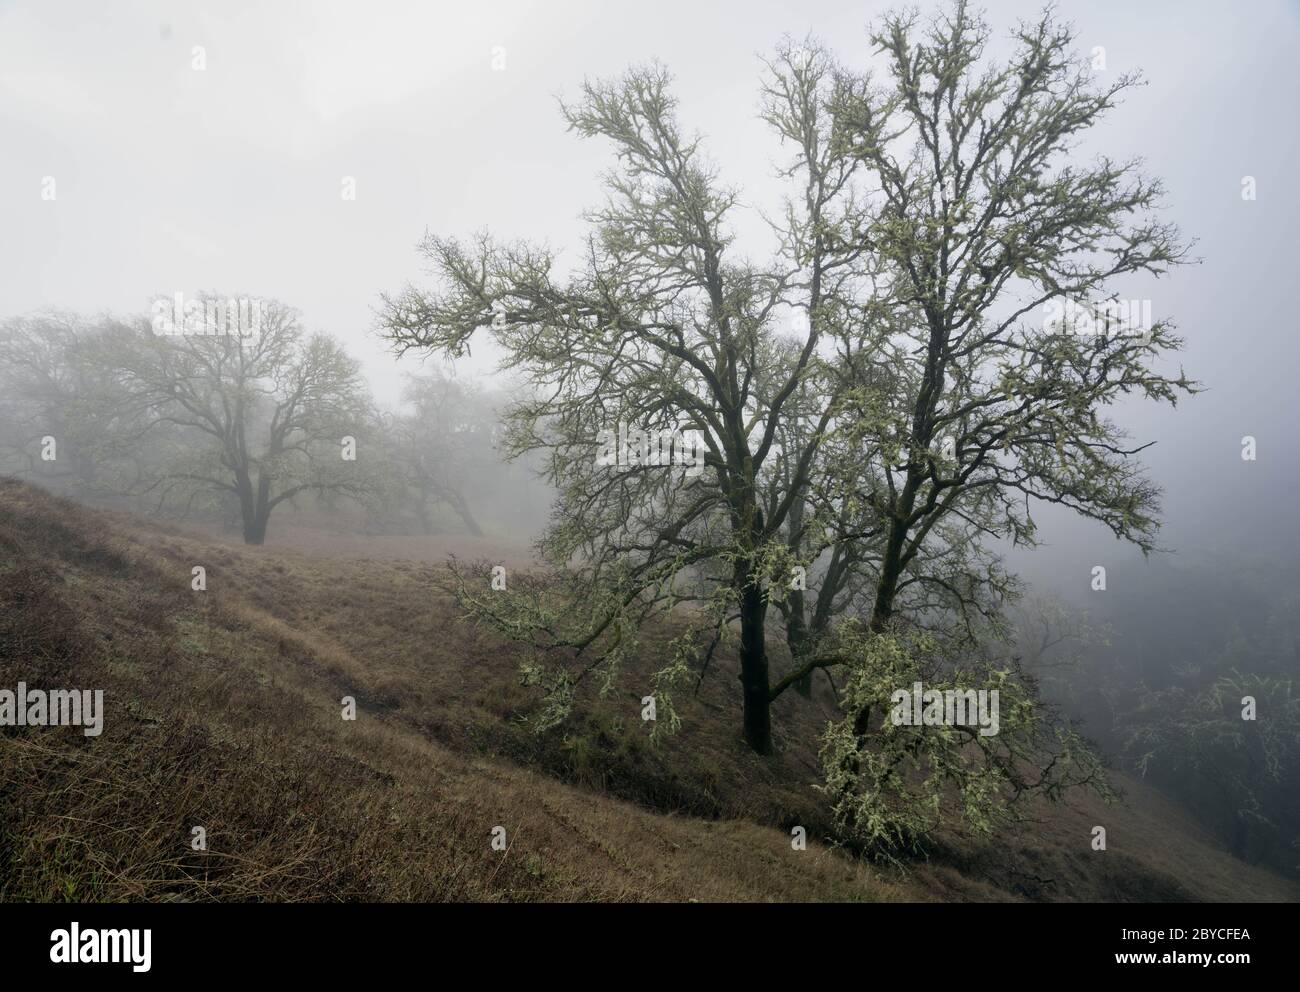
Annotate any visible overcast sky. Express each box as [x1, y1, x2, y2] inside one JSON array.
[[2, 0, 1297, 584]]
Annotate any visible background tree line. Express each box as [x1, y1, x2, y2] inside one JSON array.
[[0, 301, 542, 544], [1018, 564, 1300, 879]]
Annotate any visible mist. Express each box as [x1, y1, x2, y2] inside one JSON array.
[[2, 0, 1297, 920]]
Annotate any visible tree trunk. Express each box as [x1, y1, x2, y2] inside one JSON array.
[[238, 472, 272, 545], [451, 493, 485, 537], [786, 603, 814, 697], [242, 508, 269, 545], [869, 496, 916, 632], [785, 494, 813, 697], [738, 577, 772, 755]]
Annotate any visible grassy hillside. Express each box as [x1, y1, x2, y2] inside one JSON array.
[[1, 479, 1294, 902]]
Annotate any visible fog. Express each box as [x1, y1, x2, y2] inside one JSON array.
[[2, 0, 1298, 894], [3, 1, 1297, 557]]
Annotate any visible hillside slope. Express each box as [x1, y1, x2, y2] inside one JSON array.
[[1, 480, 1294, 902]]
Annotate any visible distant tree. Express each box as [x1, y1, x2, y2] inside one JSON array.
[[99, 297, 372, 544], [389, 371, 496, 536], [0, 311, 174, 511], [0, 313, 106, 491], [1012, 595, 1109, 700], [378, 2, 1191, 849], [1124, 669, 1300, 869]]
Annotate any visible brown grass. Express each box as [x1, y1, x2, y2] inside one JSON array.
[[1, 479, 1295, 902]]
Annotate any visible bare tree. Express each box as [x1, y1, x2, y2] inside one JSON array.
[[390, 371, 494, 536], [379, 43, 882, 754], [0, 313, 109, 491], [378, 3, 1190, 847], [100, 297, 372, 544]]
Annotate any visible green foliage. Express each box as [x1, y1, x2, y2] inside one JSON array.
[[819, 622, 1114, 855], [1123, 670, 1300, 866], [380, 0, 1184, 846]]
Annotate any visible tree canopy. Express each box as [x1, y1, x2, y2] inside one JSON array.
[[378, 1, 1195, 849]]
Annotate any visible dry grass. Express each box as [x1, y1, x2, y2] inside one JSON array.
[[0, 481, 896, 902], [1, 479, 1295, 902]]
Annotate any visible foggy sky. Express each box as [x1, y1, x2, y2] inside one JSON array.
[[2, 0, 1297, 591]]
